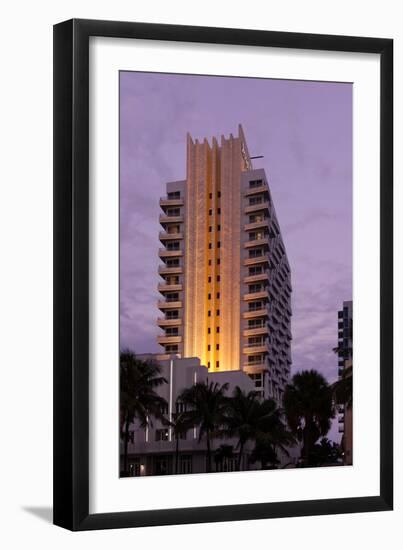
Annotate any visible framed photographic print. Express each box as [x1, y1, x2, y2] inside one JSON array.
[[53, 19, 393, 530]]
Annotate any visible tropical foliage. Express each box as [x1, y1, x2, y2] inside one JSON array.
[[120, 351, 168, 475], [225, 387, 294, 470], [283, 370, 335, 466], [178, 381, 229, 472]]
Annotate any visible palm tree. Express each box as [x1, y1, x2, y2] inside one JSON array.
[[283, 370, 335, 466], [214, 444, 235, 472], [331, 364, 353, 408], [120, 350, 168, 475], [170, 409, 194, 475], [178, 380, 229, 473], [225, 387, 295, 471]]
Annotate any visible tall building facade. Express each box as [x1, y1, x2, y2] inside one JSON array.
[[336, 300, 353, 464], [157, 126, 292, 402]]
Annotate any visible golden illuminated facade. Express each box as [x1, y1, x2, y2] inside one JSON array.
[[157, 126, 292, 401]]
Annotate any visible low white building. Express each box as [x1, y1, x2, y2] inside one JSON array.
[[121, 356, 298, 476]]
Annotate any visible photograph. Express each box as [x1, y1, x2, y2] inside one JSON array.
[[119, 71, 353, 477]]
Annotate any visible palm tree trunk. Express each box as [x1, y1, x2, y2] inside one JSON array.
[[237, 441, 245, 471], [206, 432, 212, 473], [123, 416, 130, 475], [175, 436, 179, 475]]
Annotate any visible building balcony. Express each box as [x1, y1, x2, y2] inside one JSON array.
[[244, 256, 269, 267], [244, 184, 268, 197], [159, 231, 183, 241], [158, 248, 183, 258], [244, 237, 270, 249], [157, 335, 182, 345], [157, 283, 183, 293], [159, 198, 184, 208], [243, 308, 268, 319], [157, 300, 182, 310], [159, 214, 183, 224], [158, 265, 182, 275], [243, 290, 269, 301], [243, 326, 269, 337], [243, 363, 267, 373], [157, 317, 182, 327], [243, 344, 268, 355], [244, 201, 270, 215], [244, 219, 269, 232], [243, 272, 269, 284]]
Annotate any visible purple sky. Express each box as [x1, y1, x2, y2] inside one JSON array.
[[120, 71, 352, 391]]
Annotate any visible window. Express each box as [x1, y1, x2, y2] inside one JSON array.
[[249, 266, 263, 276], [129, 461, 141, 477], [166, 327, 179, 336], [217, 259, 220, 265], [217, 191, 221, 197], [216, 292, 220, 299], [208, 276, 211, 282], [165, 312, 179, 323], [166, 258, 179, 267], [216, 327, 220, 333], [217, 241, 221, 248], [208, 310, 211, 317], [248, 354, 263, 365], [216, 361, 220, 368], [209, 209, 212, 215], [166, 293, 179, 302], [160, 403, 169, 415], [165, 345, 179, 353], [155, 429, 169, 441], [209, 243, 212, 249], [217, 275, 220, 282], [208, 259, 212, 265], [167, 225, 180, 234], [248, 319, 264, 328], [207, 345, 211, 351], [216, 344, 219, 351], [249, 196, 263, 206], [166, 241, 180, 251], [208, 293, 211, 300], [207, 327, 211, 334], [249, 301, 263, 311], [249, 284, 263, 294], [167, 191, 180, 199], [217, 208, 221, 214], [208, 361, 210, 368], [176, 401, 186, 413], [249, 179, 263, 188], [180, 455, 193, 474], [209, 226, 212, 232], [217, 225, 221, 231], [167, 208, 180, 217], [249, 248, 263, 258]]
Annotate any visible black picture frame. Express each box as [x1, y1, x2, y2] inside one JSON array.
[[53, 18, 393, 531]]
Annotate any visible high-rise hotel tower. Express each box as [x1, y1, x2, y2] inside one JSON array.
[[157, 126, 292, 401]]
